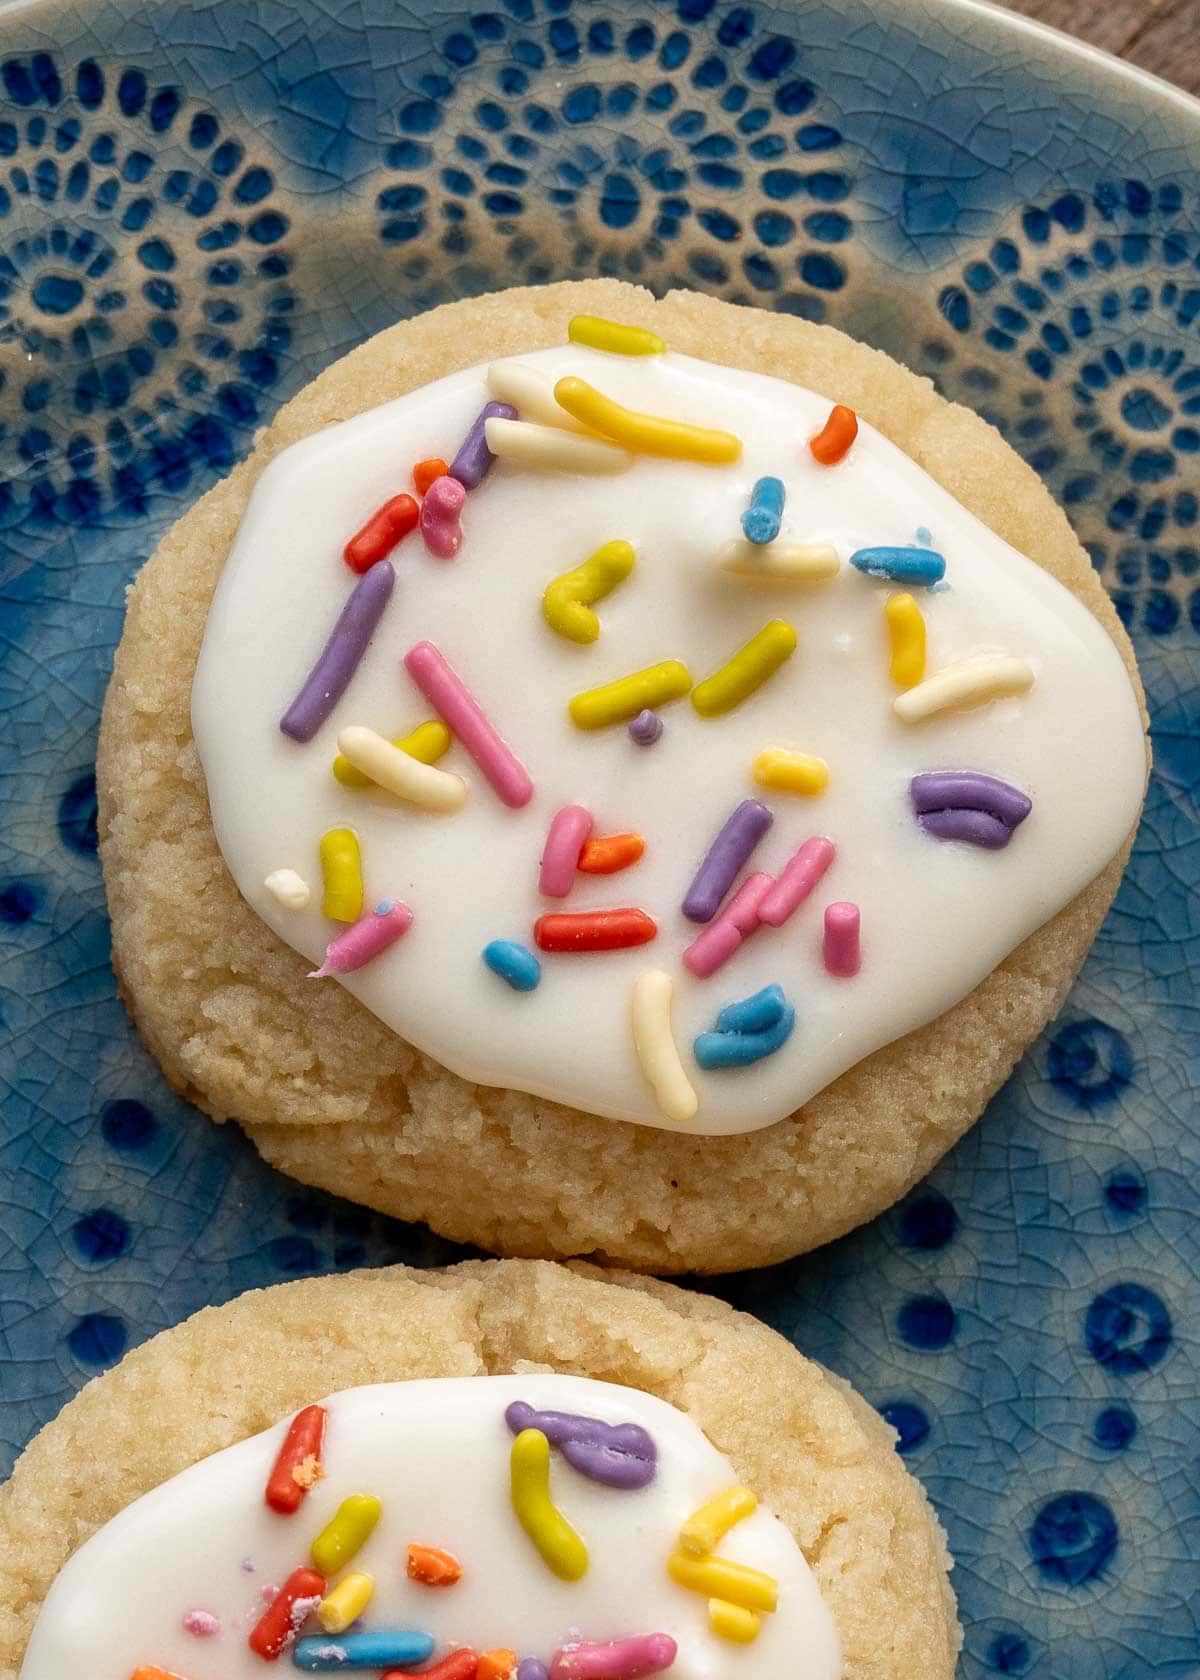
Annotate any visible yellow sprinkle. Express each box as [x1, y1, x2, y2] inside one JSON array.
[[543, 540, 636, 644], [707, 1600, 761, 1644], [317, 1572, 375, 1635], [554, 376, 742, 465], [311, 1494, 382, 1576], [336, 725, 468, 813], [893, 655, 1035, 724], [692, 620, 797, 718], [667, 1549, 778, 1613], [510, 1428, 589, 1581], [679, 1484, 759, 1555], [718, 538, 840, 584], [569, 659, 692, 730], [631, 970, 698, 1128], [319, 828, 362, 922], [486, 361, 592, 432], [752, 749, 829, 798], [885, 593, 926, 689], [568, 313, 666, 357], [485, 416, 634, 475], [333, 719, 451, 788]]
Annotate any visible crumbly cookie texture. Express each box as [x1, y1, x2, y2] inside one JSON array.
[[97, 277, 1146, 1272], [0, 1259, 960, 1679]]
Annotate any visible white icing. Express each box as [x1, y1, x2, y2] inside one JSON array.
[[18, 1375, 840, 1680], [191, 345, 1145, 1134]]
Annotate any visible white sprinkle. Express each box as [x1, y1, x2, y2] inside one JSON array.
[[264, 868, 311, 910]]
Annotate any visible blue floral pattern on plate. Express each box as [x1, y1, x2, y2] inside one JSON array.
[[1, 1, 1199, 1674]]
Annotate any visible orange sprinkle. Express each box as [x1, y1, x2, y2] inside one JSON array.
[[407, 1542, 464, 1586], [809, 404, 858, 466], [131, 1669, 191, 1680], [414, 457, 450, 495], [578, 832, 646, 874], [478, 1650, 518, 1680]]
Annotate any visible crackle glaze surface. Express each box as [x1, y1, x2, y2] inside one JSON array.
[[1, 2, 1198, 1675]]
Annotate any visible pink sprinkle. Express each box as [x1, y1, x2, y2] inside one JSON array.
[[550, 1635, 678, 1680], [420, 475, 467, 560], [183, 1609, 221, 1637], [824, 900, 861, 976], [540, 805, 593, 897], [261, 1584, 279, 1603], [682, 872, 773, 980], [405, 639, 533, 808], [310, 899, 413, 978], [758, 836, 836, 928]]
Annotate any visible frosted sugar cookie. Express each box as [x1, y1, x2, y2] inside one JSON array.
[[0, 1259, 959, 1678], [97, 279, 1147, 1271]]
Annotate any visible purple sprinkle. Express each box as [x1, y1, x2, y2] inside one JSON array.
[[910, 770, 1032, 831], [918, 808, 1013, 849], [279, 559, 395, 742], [183, 1608, 221, 1637], [505, 1401, 657, 1489], [628, 709, 663, 746], [241, 1558, 256, 1573], [682, 798, 774, 924], [519, 1662, 550, 1680], [450, 400, 518, 489]]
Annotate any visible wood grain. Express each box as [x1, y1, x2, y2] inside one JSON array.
[[994, 0, 1200, 97]]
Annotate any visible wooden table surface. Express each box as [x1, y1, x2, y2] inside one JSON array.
[[996, 0, 1200, 97]]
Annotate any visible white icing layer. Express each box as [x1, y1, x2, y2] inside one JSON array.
[[18, 1375, 840, 1680], [191, 345, 1145, 1133]]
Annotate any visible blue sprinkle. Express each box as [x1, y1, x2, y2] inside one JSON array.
[[375, 899, 395, 914], [715, 982, 787, 1035], [483, 938, 542, 992], [695, 1001, 796, 1069], [293, 1631, 436, 1671], [915, 525, 933, 546], [741, 474, 785, 544], [850, 545, 946, 586]]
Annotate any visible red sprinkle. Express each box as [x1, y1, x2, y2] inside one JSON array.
[[578, 833, 645, 875], [384, 1652, 480, 1680], [534, 908, 657, 952], [407, 1542, 463, 1586], [247, 1566, 325, 1659], [809, 403, 858, 466], [264, 1404, 326, 1515], [413, 456, 450, 495], [344, 494, 419, 573]]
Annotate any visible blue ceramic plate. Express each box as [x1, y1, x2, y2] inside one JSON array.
[[1, 0, 1198, 1671]]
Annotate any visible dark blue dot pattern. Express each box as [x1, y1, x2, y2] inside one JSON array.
[[899, 1190, 958, 1250], [100, 1097, 157, 1150], [1047, 1020, 1133, 1108], [0, 879, 40, 922], [0, 6, 1197, 1679], [879, 1400, 930, 1453], [66, 1311, 128, 1367], [374, 4, 854, 321], [56, 772, 98, 855], [1030, 1492, 1118, 1585], [988, 1632, 1032, 1674], [0, 52, 294, 521], [1094, 1406, 1138, 1451], [72, 1206, 131, 1261], [1104, 1168, 1147, 1216], [897, 1293, 956, 1350], [1085, 1283, 1172, 1374], [924, 180, 1200, 637]]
